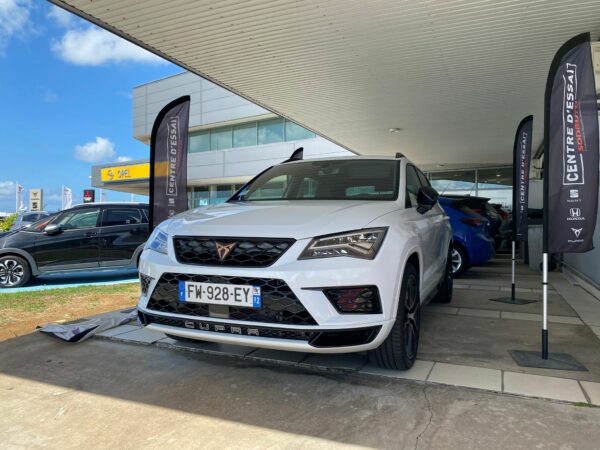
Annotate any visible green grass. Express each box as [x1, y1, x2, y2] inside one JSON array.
[[0, 283, 139, 313]]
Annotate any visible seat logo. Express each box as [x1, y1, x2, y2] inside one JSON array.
[[215, 242, 236, 261]]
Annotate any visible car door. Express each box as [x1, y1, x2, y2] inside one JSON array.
[[416, 167, 449, 278], [98, 206, 149, 267], [32, 207, 101, 271], [403, 165, 443, 297]]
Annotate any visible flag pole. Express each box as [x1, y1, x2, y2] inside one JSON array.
[[61, 185, 64, 210], [15, 181, 18, 213]]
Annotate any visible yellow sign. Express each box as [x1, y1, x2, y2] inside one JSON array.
[[101, 163, 150, 183]]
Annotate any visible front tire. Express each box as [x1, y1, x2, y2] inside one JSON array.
[[369, 263, 420, 370], [0, 255, 31, 288]]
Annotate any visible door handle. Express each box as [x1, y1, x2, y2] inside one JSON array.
[[84, 231, 98, 237]]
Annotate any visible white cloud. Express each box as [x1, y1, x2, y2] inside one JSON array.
[[74, 137, 116, 163], [52, 26, 165, 66], [42, 90, 58, 103], [46, 5, 74, 28], [0, 0, 31, 55], [115, 156, 133, 163], [0, 181, 15, 199]]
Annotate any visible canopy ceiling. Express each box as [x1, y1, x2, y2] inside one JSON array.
[[52, 0, 600, 167]]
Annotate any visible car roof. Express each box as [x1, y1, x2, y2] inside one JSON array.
[[68, 202, 149, 210], [280, 155, 412, 166]]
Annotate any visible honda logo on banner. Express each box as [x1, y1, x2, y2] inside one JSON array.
[[545, 33, 599, 253]]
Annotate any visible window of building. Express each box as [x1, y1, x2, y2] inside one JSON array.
[[430, 170, 476, 196], [210, 126, 232, 150], [258, 118, 284, 145], [285, 121, 316, 141], [233, 122, 258, 148], [189, 130, 210, 153]]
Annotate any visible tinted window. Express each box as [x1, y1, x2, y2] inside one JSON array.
[[235, 160, 399, 201], [56, 208, 100, 230], [140, 208, 149, 223], [103, 208, 142, 227], [405, 165, 422, 207], [23, 213, 41, 222], [416, 169, 431, 188]]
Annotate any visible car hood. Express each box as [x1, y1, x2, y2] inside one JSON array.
[[165, 200, 400, 239]]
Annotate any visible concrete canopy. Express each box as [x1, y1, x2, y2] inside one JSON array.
[[51, 0, 600, 167]]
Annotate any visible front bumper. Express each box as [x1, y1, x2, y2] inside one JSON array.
[[137, 236, 403, 353]]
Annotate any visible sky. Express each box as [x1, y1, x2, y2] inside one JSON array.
[[0, 0, 182, 212]]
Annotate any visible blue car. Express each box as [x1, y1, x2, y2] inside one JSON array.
[[439, 197, 495, 276]]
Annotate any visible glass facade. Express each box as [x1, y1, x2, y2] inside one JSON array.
[[189, 118, 316, 153], [188, 184, 246, 208], [428, 166, 513, 207]]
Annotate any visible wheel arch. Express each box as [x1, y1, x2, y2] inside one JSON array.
[[0, 248, 38, 275]]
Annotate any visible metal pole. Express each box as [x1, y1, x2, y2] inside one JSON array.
[[61, 185, 64, 210], [511, 240, 516, 302], [542, 252, 549, 359], [15, 181, 18, 213]]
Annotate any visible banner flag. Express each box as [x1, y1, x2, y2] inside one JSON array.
[[16, 183, 26, 212], [63, 186, 73, 210], [149, 96, 190, 231], [513, 116, 533, 241], [545, 33, 599, 254]]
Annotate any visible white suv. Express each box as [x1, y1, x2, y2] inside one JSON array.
[[137, 155, 453, 369]]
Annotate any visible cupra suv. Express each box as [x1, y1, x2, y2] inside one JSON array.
[[137, 154, 453, 369]]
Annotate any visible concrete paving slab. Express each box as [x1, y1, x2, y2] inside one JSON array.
[[360, 359, 434, 381], [457, 308, 501, 319], [580, 381, 600, 406], [428, 362, 502, 391], [500, 312, 583, 325], [111, 327, 166, 344], [4, 335, 600, 449], [302, 353, 368, 371], [503, 372, 587, 403], [425, 305, 458, 315], [248, 349, 308, 364], [420, 313, 600, 382], [97, 324, 141, 338]]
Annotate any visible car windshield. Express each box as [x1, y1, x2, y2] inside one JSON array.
[[232, 159, 399, 202], [27, 214, 58, 232]]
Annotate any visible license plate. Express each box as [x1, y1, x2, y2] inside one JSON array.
[[178, 281, 262, 308]]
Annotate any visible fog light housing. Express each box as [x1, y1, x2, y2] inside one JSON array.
[[139, 274, 153, 296], [323, 286, 381, 314]]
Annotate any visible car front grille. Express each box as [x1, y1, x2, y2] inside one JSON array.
[[146, 273, 317, 326], [173, 236, 295, 267]]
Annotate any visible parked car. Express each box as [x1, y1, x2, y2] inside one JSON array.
[[137, 155, 453, 370], [439, 197, 495, 276], [9, 212, 50, 231], [0, 203, 149, 288], [441, 195, 502, 239]]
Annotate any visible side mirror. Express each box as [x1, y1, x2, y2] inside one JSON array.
[[43, 224, 62, 235], [416, 186, 439, 214]]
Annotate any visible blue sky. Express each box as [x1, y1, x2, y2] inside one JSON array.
[[0, 1, 181, 212]]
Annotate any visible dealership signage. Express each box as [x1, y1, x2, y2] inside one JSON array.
[[149, 96, 190, 230], [513, 116, 533, 241], [29, 189, 43, 212], [83, 189, 95, 204], [546, 33, 599, 254], [100, 163, 150, 183]]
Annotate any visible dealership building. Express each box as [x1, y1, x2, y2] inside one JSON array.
[[92, 71, 515, 208]]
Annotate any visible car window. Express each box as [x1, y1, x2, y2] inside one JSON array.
[[236, 160, 399, 202], [23, 213, 40, 222], [140, 208, 149, 223], [103, 208, 143, 227], [405, 165, 422, 207], [416, 169, 431, 188], [56, 208, 100, 230]]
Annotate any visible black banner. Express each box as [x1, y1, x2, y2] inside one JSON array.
[[545, 33, 599, 253], [149, 96, 190, 230], [513, 116, 533, 241]]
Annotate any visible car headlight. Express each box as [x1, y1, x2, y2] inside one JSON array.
[[298, 228, 387, 260], [145, 221, 171, 255]]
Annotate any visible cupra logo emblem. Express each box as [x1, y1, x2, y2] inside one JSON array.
[[215, 242, 236, 262]]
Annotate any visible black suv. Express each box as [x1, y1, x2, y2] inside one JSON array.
[[0, 203, 149, 288]]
